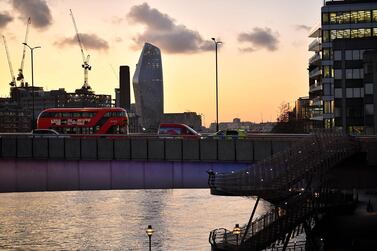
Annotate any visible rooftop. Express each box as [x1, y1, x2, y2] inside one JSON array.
[[325, 0, 377, 6]]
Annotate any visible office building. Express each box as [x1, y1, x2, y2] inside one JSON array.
[[0, 99, 32, 132], [0, 86, 111, 132], [308, 0, 377, 133], [133, 43, 163, 131], [364, 50, 377, 134]]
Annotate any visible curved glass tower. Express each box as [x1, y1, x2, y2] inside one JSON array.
[[133, 43, 163, 130]]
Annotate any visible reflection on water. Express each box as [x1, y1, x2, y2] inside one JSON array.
[[0, 189, 270, 250]]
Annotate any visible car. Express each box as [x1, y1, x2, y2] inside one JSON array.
[[30, 128, 69, 138], [32, 129, 60, 135], [158, 123, 201, 139], [208, 129, 247, 140]]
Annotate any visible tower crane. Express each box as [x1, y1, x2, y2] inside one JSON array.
[[17, 17, 31, 87], [2, 35, 16, 87], [69, 9, 91, 90]]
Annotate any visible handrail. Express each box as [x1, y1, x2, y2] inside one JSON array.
[[209, 130, 360, 250]]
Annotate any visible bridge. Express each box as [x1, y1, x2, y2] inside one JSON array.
[[0, 133, 376, 193]]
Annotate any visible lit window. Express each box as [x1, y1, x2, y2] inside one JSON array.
[[358, 11, 365, 23], [323, 13, 329, 24], [351, 11, 358, 23], [323, 49, 331, 60], [343, 29, 350, 38], [365, 10, 372, 22], [323, 30, 330, 42], [351, 29, 358, 38], [330, 13, 337, 24], [373, 10, 377, 22], [331, 30, 337, 40], [365, 28, 372, 37], [358, 29, 365, 38], [336, 30, 344, 39]]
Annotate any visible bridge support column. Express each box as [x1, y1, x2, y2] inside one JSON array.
[[282, 230, 293, 251], [241, 196, 260, 243]]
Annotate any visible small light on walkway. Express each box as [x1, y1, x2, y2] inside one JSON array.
[[146, 225, 154, 251], [233, 223, 241, 251]]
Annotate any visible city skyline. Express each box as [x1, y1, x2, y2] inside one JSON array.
[[0, 0, 322, 125]]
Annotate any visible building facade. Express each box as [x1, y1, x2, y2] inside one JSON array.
[[364, 50, 377, 134], [161, 112, 202, 131], [119, 65, 131, 111], [309, 0, 377, 133], [133, 43, 163, 131], [0, 86, 111, 132]]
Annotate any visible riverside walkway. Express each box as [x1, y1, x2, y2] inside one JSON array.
[[208, 130, 360, 251]]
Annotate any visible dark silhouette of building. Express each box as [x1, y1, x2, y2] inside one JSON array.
[[0, 99, 32, 132], [119, 65, 130, 111], [161, 112, 202, 131], [0, 85, 111, 132], [133, 43, 163, 131]]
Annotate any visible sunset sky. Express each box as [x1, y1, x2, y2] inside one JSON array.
[[0, 0, 323, 126]]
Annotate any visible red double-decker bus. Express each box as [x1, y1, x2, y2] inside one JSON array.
[[37, 107, 128, 135]]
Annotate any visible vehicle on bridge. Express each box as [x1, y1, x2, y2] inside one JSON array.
[[37, 107, 128, 135], [32, 129, 60, 135], [158, 123, 201, 139], [208, 129, 247, 139]]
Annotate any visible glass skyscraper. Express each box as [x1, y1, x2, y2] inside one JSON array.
[[133, 43, 163, 130]]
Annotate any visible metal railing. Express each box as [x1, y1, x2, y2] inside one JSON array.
[[209, 130, 358, 199], [210, 190, 356, 251], [209, 130, 359, 250]]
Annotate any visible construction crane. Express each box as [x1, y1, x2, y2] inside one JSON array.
[[17, 17, 31, 87], [2, 35, 16, 87], [69, 9, 91, 90]]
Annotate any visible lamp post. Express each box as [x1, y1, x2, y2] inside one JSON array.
[[233, 223, 241, 251], [23, 42, 41, 130], [146, 225, 154, 251], [211, 37, 222, 132]]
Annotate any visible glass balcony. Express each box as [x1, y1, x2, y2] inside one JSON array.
[[309, 24, 321, 38], [310, 84, 323, 93], [309, 38, 322, 52], [309, 53, 321, 65], [309, 67, 322, 79]]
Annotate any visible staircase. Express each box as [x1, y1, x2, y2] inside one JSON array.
[[209, 130, 359, 250], [209, 130, 358, 202]]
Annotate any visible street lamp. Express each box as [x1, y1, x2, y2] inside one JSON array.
[[23, 42, 41, 130], [211, 37, 222, 132], [233, 223, 241, 251], [146, 225, 154, 251]]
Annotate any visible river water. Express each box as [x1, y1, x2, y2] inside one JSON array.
[[0, 189, 270, 250]]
